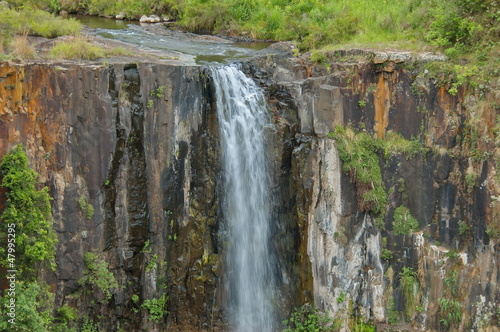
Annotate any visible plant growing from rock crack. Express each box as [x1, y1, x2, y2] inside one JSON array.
[[282, 303, 338, 332], [142, 294, 169, 324], [392, 206, 419, 235], [398, 267, 420, 321], [79, 252, 118, 303], [77, 195, 95, 220], [438, 270, 462, 328]]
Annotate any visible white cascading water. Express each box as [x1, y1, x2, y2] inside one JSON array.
[[210, 65, 275, 332]]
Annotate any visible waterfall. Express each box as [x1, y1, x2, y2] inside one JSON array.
[[210, 65, 275, 332]]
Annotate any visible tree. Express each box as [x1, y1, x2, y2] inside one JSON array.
[[0, 144, 57, 277]]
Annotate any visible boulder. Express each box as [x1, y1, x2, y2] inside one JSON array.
[[139, 15, 149, 23], [116, 12, 125, 20], [150, 15, 161, 23]]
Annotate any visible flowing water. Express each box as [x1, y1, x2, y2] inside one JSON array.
[[74, 16, 273, 64], [210, 65, 275, 332]]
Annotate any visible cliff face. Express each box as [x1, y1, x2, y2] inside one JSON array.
[[245, 50, 499, 330], [0, 50, 499, 331]]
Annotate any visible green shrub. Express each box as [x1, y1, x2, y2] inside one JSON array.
[[392, 206, 419, 235], [381, 248, 393, 261], [398, 267, 420, 320], [77, 194, 94, 220], [282, 303, 338, 332], [78, 252, 118, 303], [0, 144, 57, 275], [142, 294, 169, 323], [56, 305, 78, 324], [0, 281, 53, 331], [329, 126, 387, 215]]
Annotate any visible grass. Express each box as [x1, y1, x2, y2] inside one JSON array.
[[11, 33, 36, 60], [329, 125, 387, 215], [329, 125, 425, 216], [50, 36, 131, 60], [0, 7, 81, 40], [398, 267, 420, 320]]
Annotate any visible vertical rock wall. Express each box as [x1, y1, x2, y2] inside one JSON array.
[[1, 50, 499, 331]]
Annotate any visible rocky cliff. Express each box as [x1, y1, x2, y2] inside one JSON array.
[[0, 48, 499, 331]]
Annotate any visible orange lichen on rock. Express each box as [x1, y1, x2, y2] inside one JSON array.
[[374, 74, 390, 139]]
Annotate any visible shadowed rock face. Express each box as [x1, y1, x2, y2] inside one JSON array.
[[0, 51, 499, 331]]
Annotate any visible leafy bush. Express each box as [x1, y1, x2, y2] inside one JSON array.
[[142, 294, 169, 323], [0, 144, 57, 275], [78, 252, 118, 303], [0, 281, 53, 331], [329, 126, 387, 215], [381, 248, 393, 261], [282, 303, 338, 332], [392, 206, 419, 235]]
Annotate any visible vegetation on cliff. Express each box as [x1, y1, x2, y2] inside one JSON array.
[[0, 145, 76, 331], [0, 144, 57, 274]]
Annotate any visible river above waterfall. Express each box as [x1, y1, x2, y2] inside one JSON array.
[[73, 15, 277, 65]]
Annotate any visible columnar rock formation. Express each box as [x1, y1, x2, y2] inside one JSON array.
[[0, 50, 498, 331]]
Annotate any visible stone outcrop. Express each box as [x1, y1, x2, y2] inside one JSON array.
[[0, 47, 499, 331]]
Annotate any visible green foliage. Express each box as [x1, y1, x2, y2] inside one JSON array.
[[0, 281, 52, 331], [0, 144, 57, 275], [142, 239, 152, 253], [358, 100, 367, 107], [282, 303, 338, 332], [392, 206, 419, 235], [146, 254, 158, 272], [77, 195, 94, 220], [486, 225, 500, 239], [329, 126, 387, 215], [351, 320, 375, 332], [381, 248, 393, 261], [49, 37, 129, 60], [142, 294, 169, 324], [78, 252, 118, 303], [445, 250, 460, 261], [398, 267, 420, 320], [336, 291, 346, 304], [0, 7, 81, 41], [56, 305, 78, 324], [381, 132, 423, 159], [458, 220, 470, 237], [147, 99, 154, 109], [438, 270, 462, 327], [448, 65, 479, 95], [438, 297, 462, 328], [329, 126, 425, 216], [387, 296, 399, 324], [374, 217, 385, 230], [80, 317, 99, 332], [150, 86, 165, 98]]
